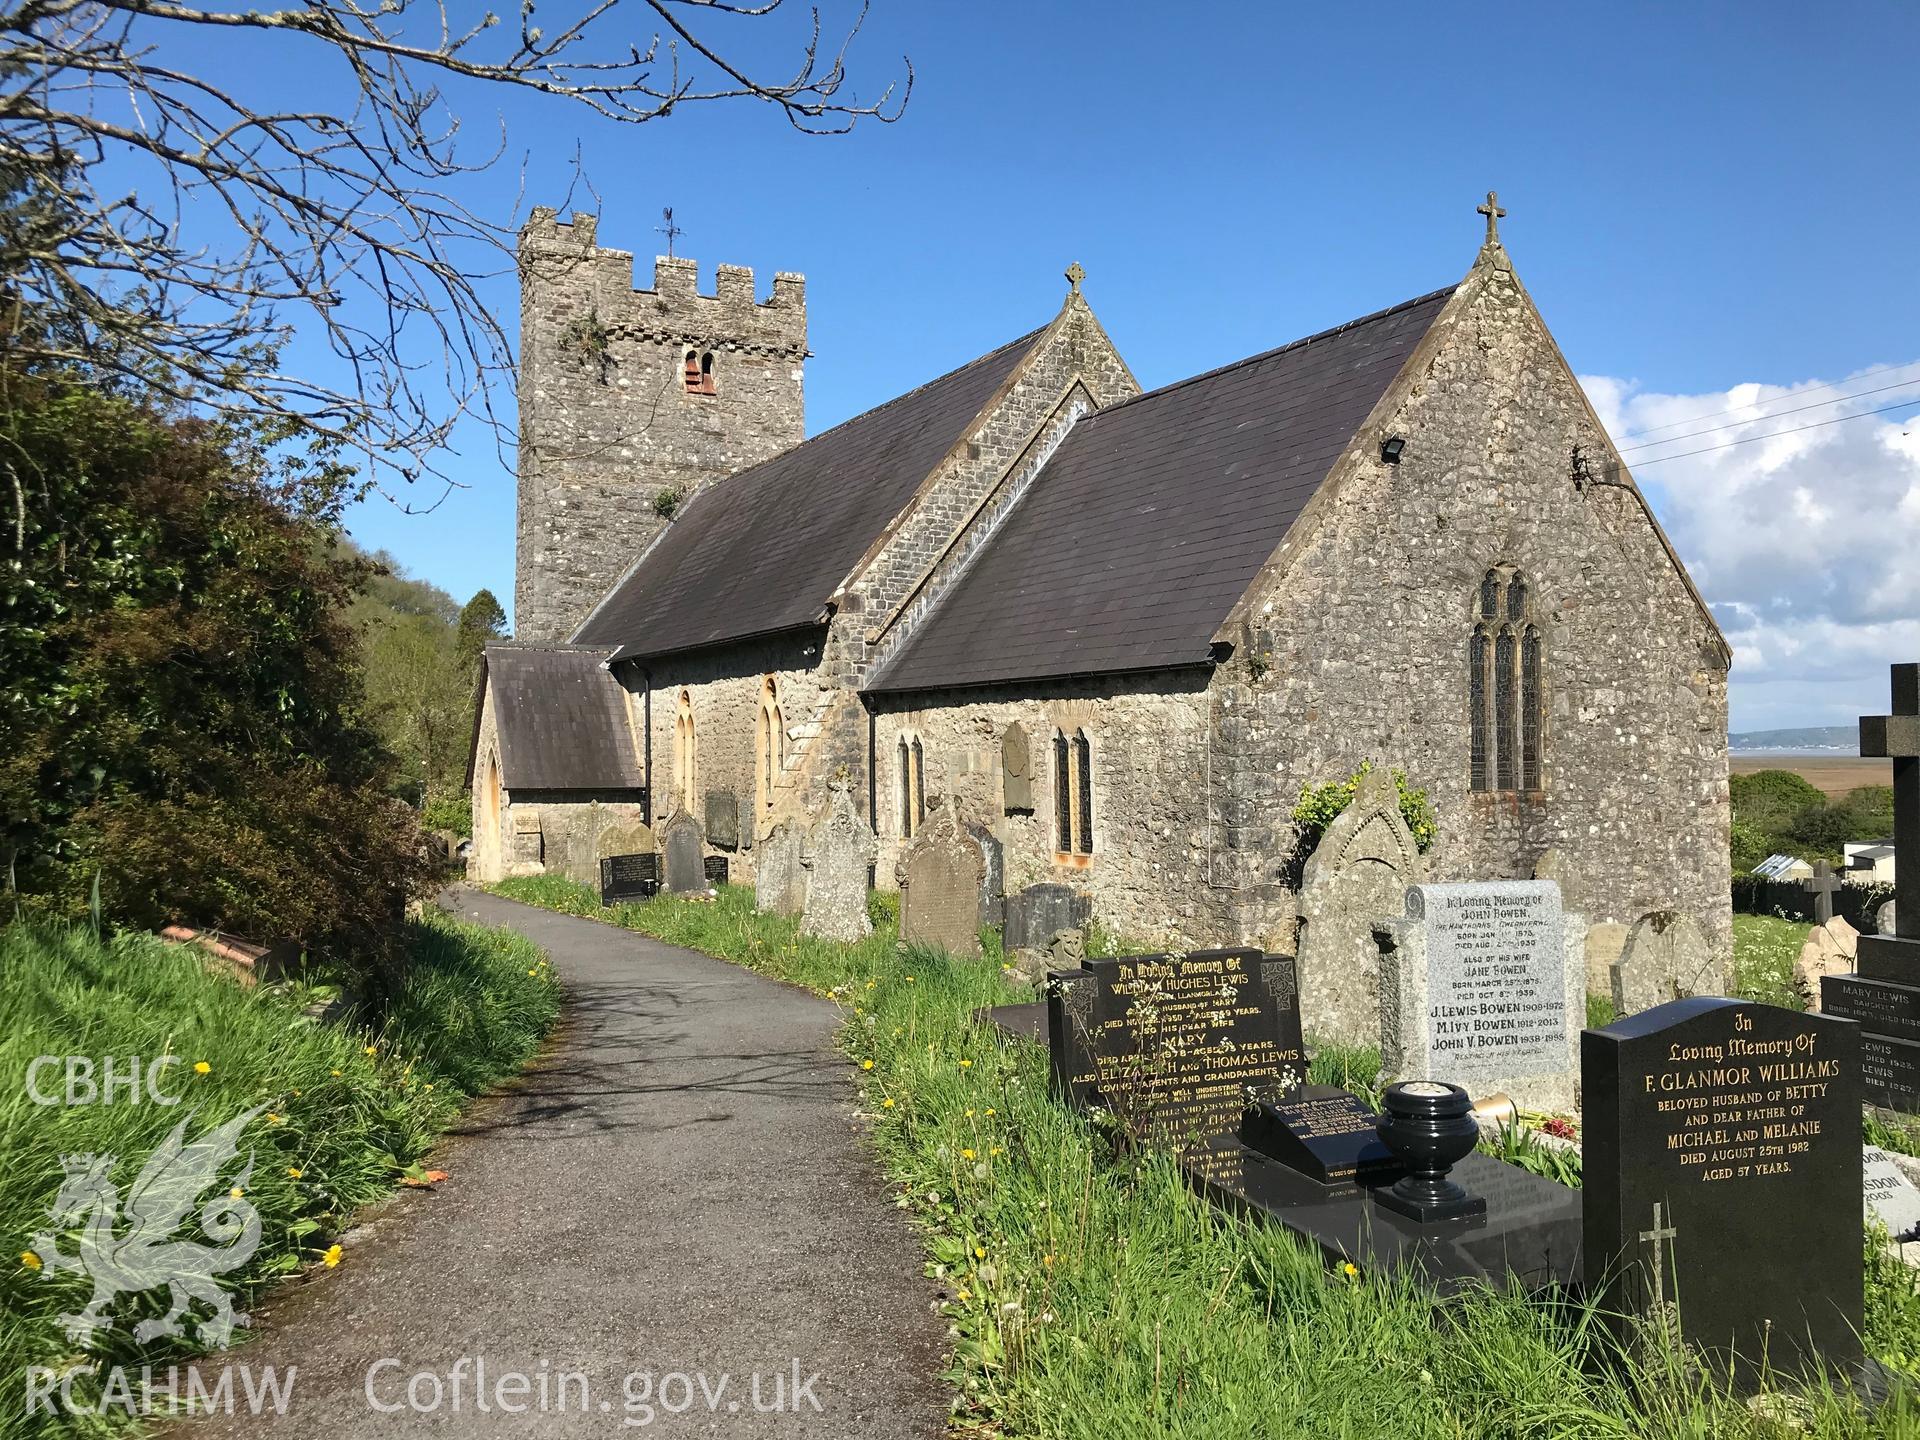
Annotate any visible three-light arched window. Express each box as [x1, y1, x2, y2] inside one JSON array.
[[1469, 568, 1543, 793]]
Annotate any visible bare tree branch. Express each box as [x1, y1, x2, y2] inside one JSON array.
[[0, 0, 910, 499]]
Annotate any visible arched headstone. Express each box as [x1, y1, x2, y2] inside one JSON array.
[[800, 776, 877, 942], [660, 810, 706, 893], [1294, 766, 1428, 1044], [896, 800, 985, 957]]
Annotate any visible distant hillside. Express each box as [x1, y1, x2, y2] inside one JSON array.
[[1728, 725, 1857, 752]]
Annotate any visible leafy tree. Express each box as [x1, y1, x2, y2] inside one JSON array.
[[1729, 819, 1771, 875], [1292, 762, 1437, 855], [0, 348, 431, 947], [1730, 770, 1826, 835], [455, 589, 510, 671]]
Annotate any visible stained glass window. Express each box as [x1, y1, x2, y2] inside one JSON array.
[[1495, 629, 1517, 792], [1054, 730, 1072, 853], [1469, 628, 1489, 791], [1074, 731, 1093, 854], [1522, 626, 1542, 790]]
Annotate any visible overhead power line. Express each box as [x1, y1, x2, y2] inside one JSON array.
[[1610, 358, 1920, 444], [1627, 398, 1919, 468], [1618, 374, 1920, 455]]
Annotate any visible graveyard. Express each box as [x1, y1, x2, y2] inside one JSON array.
[[482, 680, 1920, 1433]]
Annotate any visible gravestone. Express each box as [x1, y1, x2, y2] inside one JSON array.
[[1879, 900, 1898, 937], [962, 821, 1006, 929], [1001, 723, 1034, 814], [661, 810, 705, 894], [1004, 883, 1092, 951], [1610, 910, 1723, 1016], [594, 819, 656, 864], [1047, 948, 1306, 1153], [897, 800, 984, 957], [1865, 1146, 1920, 1242], [1295, 766, 1428, 1045], [1583, 997, 1862, 1387], [799, 775, 876, 943], [1238, 1086, 1396, 1185], [754, 821, 807, 916], [1374, 880, 1584, 1114], [704, 854, 729, 886], [1795, 915, 1860, 1010], [599, 852, 660, 906], [1584, 921, 1628, 1000], [705, 789, 741, 851]]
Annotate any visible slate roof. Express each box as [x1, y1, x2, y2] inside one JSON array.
[[480, 644, 643, 791], [865, 286, 1454, 694], [572, 325, 1049, 658]]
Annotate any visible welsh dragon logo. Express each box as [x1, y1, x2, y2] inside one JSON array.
[[30, 1106, 267, 1348]]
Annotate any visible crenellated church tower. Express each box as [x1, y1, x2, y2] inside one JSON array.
[[514, 209, 807, 642]]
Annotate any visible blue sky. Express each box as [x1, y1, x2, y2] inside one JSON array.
[[308, 2, 1919, 731]]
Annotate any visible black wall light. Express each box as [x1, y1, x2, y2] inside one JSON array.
[[1381, 435, 1406, 465]]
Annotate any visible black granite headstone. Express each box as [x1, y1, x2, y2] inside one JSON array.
[[703, 854, 729, 886], [1238, 1085, 1396, 1184], [1583, 997, 1862, 1387], [599, 852, 660, 906], [1045, 949, 1306, 1153], [1005, 883, 1092, 951]]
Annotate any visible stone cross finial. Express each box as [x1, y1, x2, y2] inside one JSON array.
[[1861, 662, 1920, 940], [1477, 190, 1507, 245], [1065, 261, 1085, 296]]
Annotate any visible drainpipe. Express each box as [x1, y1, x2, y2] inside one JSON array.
[[642, 668, 654, 826]]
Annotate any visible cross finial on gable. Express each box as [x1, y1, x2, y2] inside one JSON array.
[[1065, 261, 1085, 296], [1476, 190, 1507, 245]]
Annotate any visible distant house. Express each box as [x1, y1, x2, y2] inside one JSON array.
[[1753, 854, 1814, 881], [1845, 841, 1896, 886]]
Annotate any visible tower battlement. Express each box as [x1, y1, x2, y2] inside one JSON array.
[[514, 210, 807, 642]]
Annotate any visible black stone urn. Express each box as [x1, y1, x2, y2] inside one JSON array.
[[1373, 1081, 1487, 1223]]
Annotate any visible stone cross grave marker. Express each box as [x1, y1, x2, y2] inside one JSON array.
[[1583, 997, 1862, 1388], [754, 820, 807, 916], [897, 800, 984, 957], [1375, 880, 1583, 1114], [1809, 859, 1841, 926], [1047, 949, 1306, 1154], [799, 776, 876, 944], [661, 810, 705, 894], [1841, 662, 1920, 1110]]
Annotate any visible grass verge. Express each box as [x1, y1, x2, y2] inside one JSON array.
[[1, 911, 559, 1438], [494, 877, 1919, 1436]]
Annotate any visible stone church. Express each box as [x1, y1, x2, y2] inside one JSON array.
[[470, 200, 1732, 980]]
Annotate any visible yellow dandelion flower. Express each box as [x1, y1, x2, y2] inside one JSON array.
[[425, 1083, 433, 1091], [882, 1098, 895, 1109], [330, 1069, 342, 1077], [229, 1186, 244, 1199], [193, 1061, 211, 1075], [1042, 1254, 1054, 1269], [363, 1045, 378, 1056], [956, 1288, 971, 1301], [906, 976, 916, 984], [1342, 1262, 1359, 1278], [527, 968, 537, 976], [266, 1113, 282, 1124], [287, 1168, 304, 1179], [991, 1147, 1005, 1156], [861, 1059, 875, 1071], [865, 980, 876, 991], [974, 1246, 986, 1260], [966, 1109, 975, 1118], [291, 1088, 301, 1097], [985, 1109, 996, 1117], [959, 1059, 973, 1069], [322, 1244, 343, 1268], [21, 1250, 43, 1271], [961, 1148, 976, 1161]]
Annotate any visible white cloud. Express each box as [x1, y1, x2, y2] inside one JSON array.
[[1580, 367, 1920, 732]]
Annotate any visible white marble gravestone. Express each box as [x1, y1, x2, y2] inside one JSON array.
[[1864, 1146, 1920, 1242], [1374, 879, 1585, 1115]]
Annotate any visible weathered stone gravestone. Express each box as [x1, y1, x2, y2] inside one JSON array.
[[1793, 915, 1859, 1010], [1047, 949, 1305, 1152], [1864, 1146, 1920, 1242], [754, 820, 807, 916], [1004, 882, 1092, 952], [1583, 997, 1862, 1387], [1609, 909, 1723, 1016], [1001, 722, 1033, 814], [1374, 880, 1584, 1114], [704, 789, 740, 851], [660, 810, 705, 894], [962, 821, 1005, 929], [799, 777, 876, 943], [594, 819, 656, 864], [1295, 766, 1428, 1045], [1879, 900, 1899, 937], [1584, 921, 1628, 1000], [897, 801, 985, 957]]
